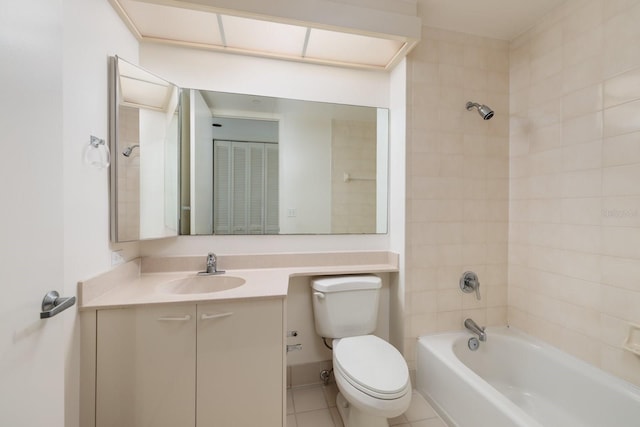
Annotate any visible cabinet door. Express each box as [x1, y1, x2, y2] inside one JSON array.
[[96, 305, 197, 427], [197, 299, 284, 426]]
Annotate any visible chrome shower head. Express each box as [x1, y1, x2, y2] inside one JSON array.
[[122, 144, 139, 157], [466, 101, 494, 120]]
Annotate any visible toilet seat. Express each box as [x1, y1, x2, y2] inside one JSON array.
[[333, 335, 410, 400]]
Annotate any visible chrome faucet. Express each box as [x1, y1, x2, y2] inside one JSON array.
[[464, 318, 487, 342], [198, 252, 225, 275]]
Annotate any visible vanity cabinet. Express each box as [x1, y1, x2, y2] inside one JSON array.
[[95, 299, 284, 427], [197, 299, 284, 426]]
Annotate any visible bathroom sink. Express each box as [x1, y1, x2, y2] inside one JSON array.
[[158, 275, 246, 295]]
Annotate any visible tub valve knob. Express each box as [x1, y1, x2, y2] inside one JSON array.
[[460, 271, 481, 300]]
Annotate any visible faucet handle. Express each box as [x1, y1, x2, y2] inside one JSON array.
[[460, 271, 481, 300]]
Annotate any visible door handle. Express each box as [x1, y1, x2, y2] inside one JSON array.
[[40, 291, 76, 319]]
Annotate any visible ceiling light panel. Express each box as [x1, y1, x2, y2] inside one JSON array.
[[220, 15, 308, 57], [110, 0, 418, 69], [305, 28, 404, 67], [120, 0, 223, 45]]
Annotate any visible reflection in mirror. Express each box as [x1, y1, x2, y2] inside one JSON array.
[[109, 56, 180, 242], [181, 90, 388, 235]]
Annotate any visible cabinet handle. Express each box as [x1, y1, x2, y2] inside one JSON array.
[[157, 315, 192, 321], [201, 312, 234, 320]]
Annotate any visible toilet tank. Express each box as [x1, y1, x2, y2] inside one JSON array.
[[311, 275, 381, 338]]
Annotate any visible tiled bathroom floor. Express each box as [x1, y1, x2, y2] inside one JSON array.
[[287, 383, 448, 427]]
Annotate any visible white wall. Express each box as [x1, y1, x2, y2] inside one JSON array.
[[62, 0, 139, 426], [164, 108, 180, 237], [376, 108, 390, 233], [279, 112, 332, 233], [140, 44, 389, 107], [139, 43, 400, 255], [139, 92, 179, 240], [140, 108, 166, 238], [191, 89, 214, 234], [388, 58, 407, 353]]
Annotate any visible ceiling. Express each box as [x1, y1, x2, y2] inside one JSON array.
[[110, 0, 568, 72], [418, 0, 568, 41], [110, 0, 418, 70]]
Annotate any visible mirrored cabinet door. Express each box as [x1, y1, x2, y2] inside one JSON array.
[[109, 56, 180, 242]]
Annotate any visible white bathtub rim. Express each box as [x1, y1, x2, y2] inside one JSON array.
[[490, 326, 639, 398], [417, 326, 640, 427], [417, 326, 543, 427], [420, 325, 640, 397]]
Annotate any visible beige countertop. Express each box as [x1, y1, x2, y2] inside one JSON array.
[[79, 251, 399, 310]]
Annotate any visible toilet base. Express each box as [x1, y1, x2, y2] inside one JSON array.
[[336, 392, 389, 427]]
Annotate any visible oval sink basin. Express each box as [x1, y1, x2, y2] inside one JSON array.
[[159, 275, 246, 295]]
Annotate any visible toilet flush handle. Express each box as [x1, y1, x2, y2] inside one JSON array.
[[313, 292, 325, 300]]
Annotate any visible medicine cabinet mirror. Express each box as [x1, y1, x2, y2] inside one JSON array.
[[109, 57, 389, 241], [109, 56, 180, 242]]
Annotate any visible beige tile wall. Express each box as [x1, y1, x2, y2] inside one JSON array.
[[117, 106, 140, 241], [331, 119, 377, 233], [404, 27, 510, 370], [508, 0, 640, 386]]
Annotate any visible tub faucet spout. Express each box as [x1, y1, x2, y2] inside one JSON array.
[[464, 318, 486, 342]]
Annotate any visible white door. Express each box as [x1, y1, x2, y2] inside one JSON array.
[[0, 2, 67, 425]]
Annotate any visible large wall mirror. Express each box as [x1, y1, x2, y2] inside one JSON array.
[[109, 57, 389, 240], [182, 89, 388, 235]]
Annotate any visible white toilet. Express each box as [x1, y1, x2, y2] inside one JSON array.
[[311, 275, 411, 427]]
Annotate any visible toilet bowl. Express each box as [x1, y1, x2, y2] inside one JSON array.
[[333, 335, 411, 426], [311, 276, 412, 427]]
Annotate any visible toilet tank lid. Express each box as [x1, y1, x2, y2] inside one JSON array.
[[312, 275, 381, 293]]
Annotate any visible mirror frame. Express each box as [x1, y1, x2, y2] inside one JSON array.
[[108, 55, 120, 242]]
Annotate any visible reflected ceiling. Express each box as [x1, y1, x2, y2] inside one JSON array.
[[117, 58, 174, 110]]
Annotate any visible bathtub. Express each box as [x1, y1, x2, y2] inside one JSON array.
[[416, 327, 640, 427]]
